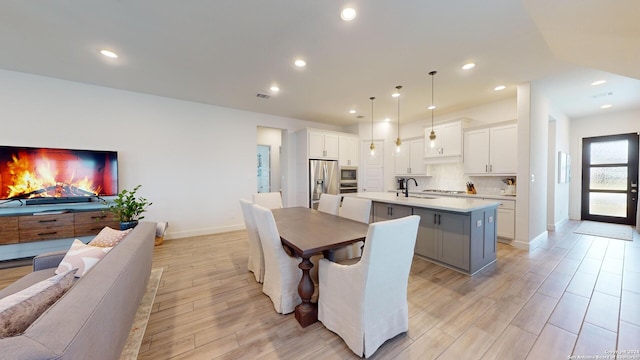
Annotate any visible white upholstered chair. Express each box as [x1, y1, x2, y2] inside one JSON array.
[[318, 215, 420, 358], [239, 199, 264, 283], [333, 197, 372, 261], [252, 192, 283, 209], [317, 193, 341, 215], [251, 203, 302, 314]]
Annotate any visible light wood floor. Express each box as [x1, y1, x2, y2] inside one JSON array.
[[2, 220, 639, 359]]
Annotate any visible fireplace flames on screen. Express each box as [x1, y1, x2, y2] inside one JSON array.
[[4, 151, 102, 199]]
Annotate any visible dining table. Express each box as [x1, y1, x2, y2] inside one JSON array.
[[271, 206, 369, 327]]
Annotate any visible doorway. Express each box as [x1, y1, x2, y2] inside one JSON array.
[[581, 133, 639, 225], [360, 140, 384, 192], [257, 127, 283, 194], [257, 145, 271, 193]]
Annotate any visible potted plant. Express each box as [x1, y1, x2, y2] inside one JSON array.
[[108, 185, 152, 230]]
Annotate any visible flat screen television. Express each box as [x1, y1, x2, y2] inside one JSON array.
[[0, 146, 118, 205]]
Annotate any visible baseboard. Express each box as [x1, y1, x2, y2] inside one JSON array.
[[512, 231, 547, 252], [164, 224, 245, 240], [547, 218, 569, 232]]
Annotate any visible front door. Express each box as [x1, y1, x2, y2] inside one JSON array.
[[581, 133, 639, 225]]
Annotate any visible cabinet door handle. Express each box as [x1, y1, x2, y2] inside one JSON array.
[[91, 215, 107, 220], [434, 214, 437, 224], [38, 219, 57, 223], [38, 231, 57, 236], [438, 214, 441, 225], [490, 164, 493, 172], [485, 164, 488, 172]]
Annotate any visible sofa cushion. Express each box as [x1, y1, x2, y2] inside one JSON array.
[[88, 227, 131, 247], [55, 240, 113, 277], [0, 269, 77, 338]]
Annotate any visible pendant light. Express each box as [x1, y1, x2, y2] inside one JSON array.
[[369, 96, 376, 156], [394, 85, 402, 153], [428, 71, 437, 148]]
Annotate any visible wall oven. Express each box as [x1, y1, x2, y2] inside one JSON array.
[[340, 166, 358, 194]]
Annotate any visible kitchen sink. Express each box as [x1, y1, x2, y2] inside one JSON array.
[[408, 195, 437, 199]]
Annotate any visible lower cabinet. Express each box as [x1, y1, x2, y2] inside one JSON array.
[[413, 209, 470, 271], [372, 201, 497, 274], [373, 202, 412, 222], [496, 200, 515, 240]]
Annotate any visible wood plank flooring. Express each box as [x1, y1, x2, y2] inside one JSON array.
[[1, 220, 639, 359]]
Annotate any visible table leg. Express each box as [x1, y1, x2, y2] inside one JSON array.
[[294, 256, 317, 327]]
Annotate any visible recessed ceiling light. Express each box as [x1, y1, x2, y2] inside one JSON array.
[[427, 105, 436, 110], [391, 91, 400, 98], [294, 59, 306, 68], [349, 109, 356, 114], [385, 117, 391, 122], [100, 49, 118, 59], [462, 63, 475, 70], [270, 86, 280, 93], [494, 85, 506, 91], [341, 8, 357, 21], [601, 104, 612, 109], [591, 80, 606, 86]]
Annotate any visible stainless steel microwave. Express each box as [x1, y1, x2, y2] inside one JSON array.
[[340, 166, 357, 183]]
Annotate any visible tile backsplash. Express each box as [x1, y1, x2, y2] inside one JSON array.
[[396, 162, 516, 195]]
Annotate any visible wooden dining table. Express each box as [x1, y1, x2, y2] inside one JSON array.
[[271, 206, 369, 327]]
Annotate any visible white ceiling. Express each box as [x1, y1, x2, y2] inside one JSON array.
[[1, 0, 639, 126]]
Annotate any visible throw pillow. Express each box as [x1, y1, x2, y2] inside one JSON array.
[[55, 239, 113, 277], [0, 268, 77, 338], [88, 226, 132, 247]]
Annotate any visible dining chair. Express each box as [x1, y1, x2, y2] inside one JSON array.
[[333, 197, 372, 261], [239, 199, 264, 283], [251, 204, 302, 314], [318, 215, 420, 358], [317, 193, 341, 215], [252, 192, 283, 209]]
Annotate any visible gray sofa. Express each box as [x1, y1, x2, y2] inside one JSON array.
[[0, 222, 156, 360]]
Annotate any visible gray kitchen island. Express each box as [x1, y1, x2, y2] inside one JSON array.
[[344, 192, 500, 275]]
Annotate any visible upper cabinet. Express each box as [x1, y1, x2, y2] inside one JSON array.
[[338, 135, 359, 167], [309, 131, 339, 159], [463, 123, 517, 175], [395, 138, 427, 176], [424, 121, 463, 163]]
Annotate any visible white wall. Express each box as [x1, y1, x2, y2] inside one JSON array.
[[546, 111, 571, 230], [568, 108, 640, 220], [0, 69, 344, 239], [517, 82, 550, 250]]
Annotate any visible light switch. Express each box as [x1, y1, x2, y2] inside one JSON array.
[[488, 216, 494, 223], [476, 220, 482, 227]]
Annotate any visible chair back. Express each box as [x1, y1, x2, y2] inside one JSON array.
[[239, 199, 264, 282], [340, 197, 372, 224], [252, 192, 283, 209], [317, 193, 341, 215], [359, 215, 419, 302], [252, 203, 302, 314]]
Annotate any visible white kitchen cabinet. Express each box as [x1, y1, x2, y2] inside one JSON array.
[[394, 139, 426, 175], [496, 199, 515, 240], [309, 132, 339, 159], [338, 135, 359, 167], [463, 123, 517, 175], [424, 121, 463, 162]]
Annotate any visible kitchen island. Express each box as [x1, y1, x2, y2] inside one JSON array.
[[344, 192, 500, 275]]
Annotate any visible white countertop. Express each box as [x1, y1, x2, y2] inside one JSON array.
[[345, 192, 500, 213], [388, 189, 517, 202]]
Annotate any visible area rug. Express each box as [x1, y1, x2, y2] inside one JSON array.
[[574, 221, 633, 241], [119, 267, 163, 360]]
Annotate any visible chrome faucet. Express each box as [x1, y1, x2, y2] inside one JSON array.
[[404, 178, 418, 197]]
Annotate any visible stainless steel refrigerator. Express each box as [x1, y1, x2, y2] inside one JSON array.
[[309, 159, 339, 209]]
